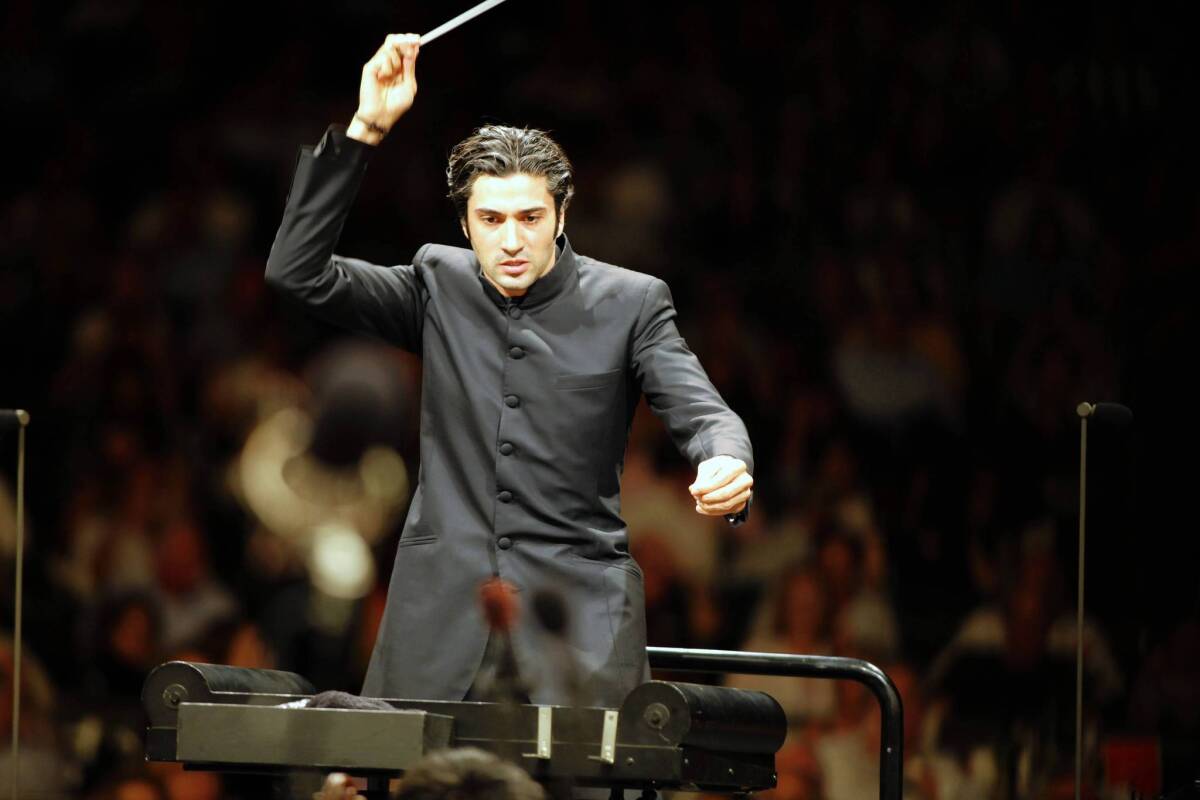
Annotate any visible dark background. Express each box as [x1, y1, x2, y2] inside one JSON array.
[[1, 1, 1196, 798]]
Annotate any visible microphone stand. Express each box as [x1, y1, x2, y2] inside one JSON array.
[[1073, 403, 1089, 800], [5, 410, 30, 800], [1071, 402, 1133, 800]]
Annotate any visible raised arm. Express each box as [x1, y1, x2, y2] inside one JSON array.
[[264, 34, 426, 350]]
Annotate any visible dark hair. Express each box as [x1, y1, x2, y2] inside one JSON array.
[[395, 748, 545, 800], [446, 126, 574, 223]]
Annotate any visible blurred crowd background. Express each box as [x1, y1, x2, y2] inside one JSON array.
[[1, 1, 1196, 799]]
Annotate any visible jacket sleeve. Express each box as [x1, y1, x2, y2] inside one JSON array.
[[630, 276, 754, 476], [264, 125, 425, 352]]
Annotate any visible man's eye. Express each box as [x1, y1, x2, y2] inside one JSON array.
[[482, 216, 498, 224], [525, 216, 542, 224]]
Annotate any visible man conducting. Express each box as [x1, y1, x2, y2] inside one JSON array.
[[265, 34, 754, 707]]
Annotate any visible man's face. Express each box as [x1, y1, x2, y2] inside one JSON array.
[[462, 172, 564, 298]]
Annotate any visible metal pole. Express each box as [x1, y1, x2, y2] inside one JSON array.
[[1075, 414, 1088, 800], [647, 647, 903, 800], [9, 410, 29, 800]]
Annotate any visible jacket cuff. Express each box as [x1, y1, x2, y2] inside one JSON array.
[[312, 124, 376, 163]]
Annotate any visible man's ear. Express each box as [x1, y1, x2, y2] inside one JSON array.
[[460, 218, 470, 242], [556, 208, 567, 238]]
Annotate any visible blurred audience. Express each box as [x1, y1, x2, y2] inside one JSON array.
[[0, 636, 82, 798], [0, 1, 1186, 797], [729, 564, 838, 739]]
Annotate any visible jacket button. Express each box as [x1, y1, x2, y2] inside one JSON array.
[[499, 442, 515, 456], [497, 536, 513, 550], [508, 346, 525, 359], [498, 490, 513, 503], [507, 306, 523, 320], [504, 395, 520, 408]]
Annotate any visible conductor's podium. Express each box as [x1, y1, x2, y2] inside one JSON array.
[[143, 648, 903, 799]]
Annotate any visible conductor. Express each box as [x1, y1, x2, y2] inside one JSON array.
[[265, 34, 754, 707]]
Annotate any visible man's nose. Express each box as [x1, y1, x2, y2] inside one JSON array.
[[501, 219, 521, 254]]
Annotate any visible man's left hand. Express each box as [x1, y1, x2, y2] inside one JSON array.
[[689, 455, 753, 516]]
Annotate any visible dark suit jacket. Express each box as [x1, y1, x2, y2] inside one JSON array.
[[265, 126, 754, 706]]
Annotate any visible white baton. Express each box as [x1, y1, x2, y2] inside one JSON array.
[[421, 0, 510, 45]]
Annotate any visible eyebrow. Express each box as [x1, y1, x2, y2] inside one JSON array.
[[474, 206, 549, 215]]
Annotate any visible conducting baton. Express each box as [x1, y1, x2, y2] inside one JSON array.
[[420, 0, 510, 45]]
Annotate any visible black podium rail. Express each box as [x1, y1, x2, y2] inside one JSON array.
[[647, 647, 903, 800]]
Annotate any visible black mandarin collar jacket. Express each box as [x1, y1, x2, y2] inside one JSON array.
[[266, 125, 753, 706]]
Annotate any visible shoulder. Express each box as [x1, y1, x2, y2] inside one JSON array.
[[414, 242, 477, 272], [576, 253, 666, 301], [411, 244, 481, 294]]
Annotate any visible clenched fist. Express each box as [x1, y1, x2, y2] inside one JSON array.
[[348, 33, 420, 145], [689, 455, 753, 517]]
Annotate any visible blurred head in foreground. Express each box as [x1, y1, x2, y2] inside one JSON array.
[[397, 748, 545, 800], [318, 748, 545, 800]]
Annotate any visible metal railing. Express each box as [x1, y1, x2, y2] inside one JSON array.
[[647, 647, 903, 800]]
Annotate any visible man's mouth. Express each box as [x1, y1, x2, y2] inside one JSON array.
[[499, 259, 528, 276]]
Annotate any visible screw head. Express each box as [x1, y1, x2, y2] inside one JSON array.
[[643, 702, 670, 729], [162, 683, 188, 707]]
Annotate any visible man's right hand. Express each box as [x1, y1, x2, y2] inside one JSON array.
[[347, 33, 420, 145]]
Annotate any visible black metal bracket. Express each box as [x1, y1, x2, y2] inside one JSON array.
[[646, 647, 903, 800]]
